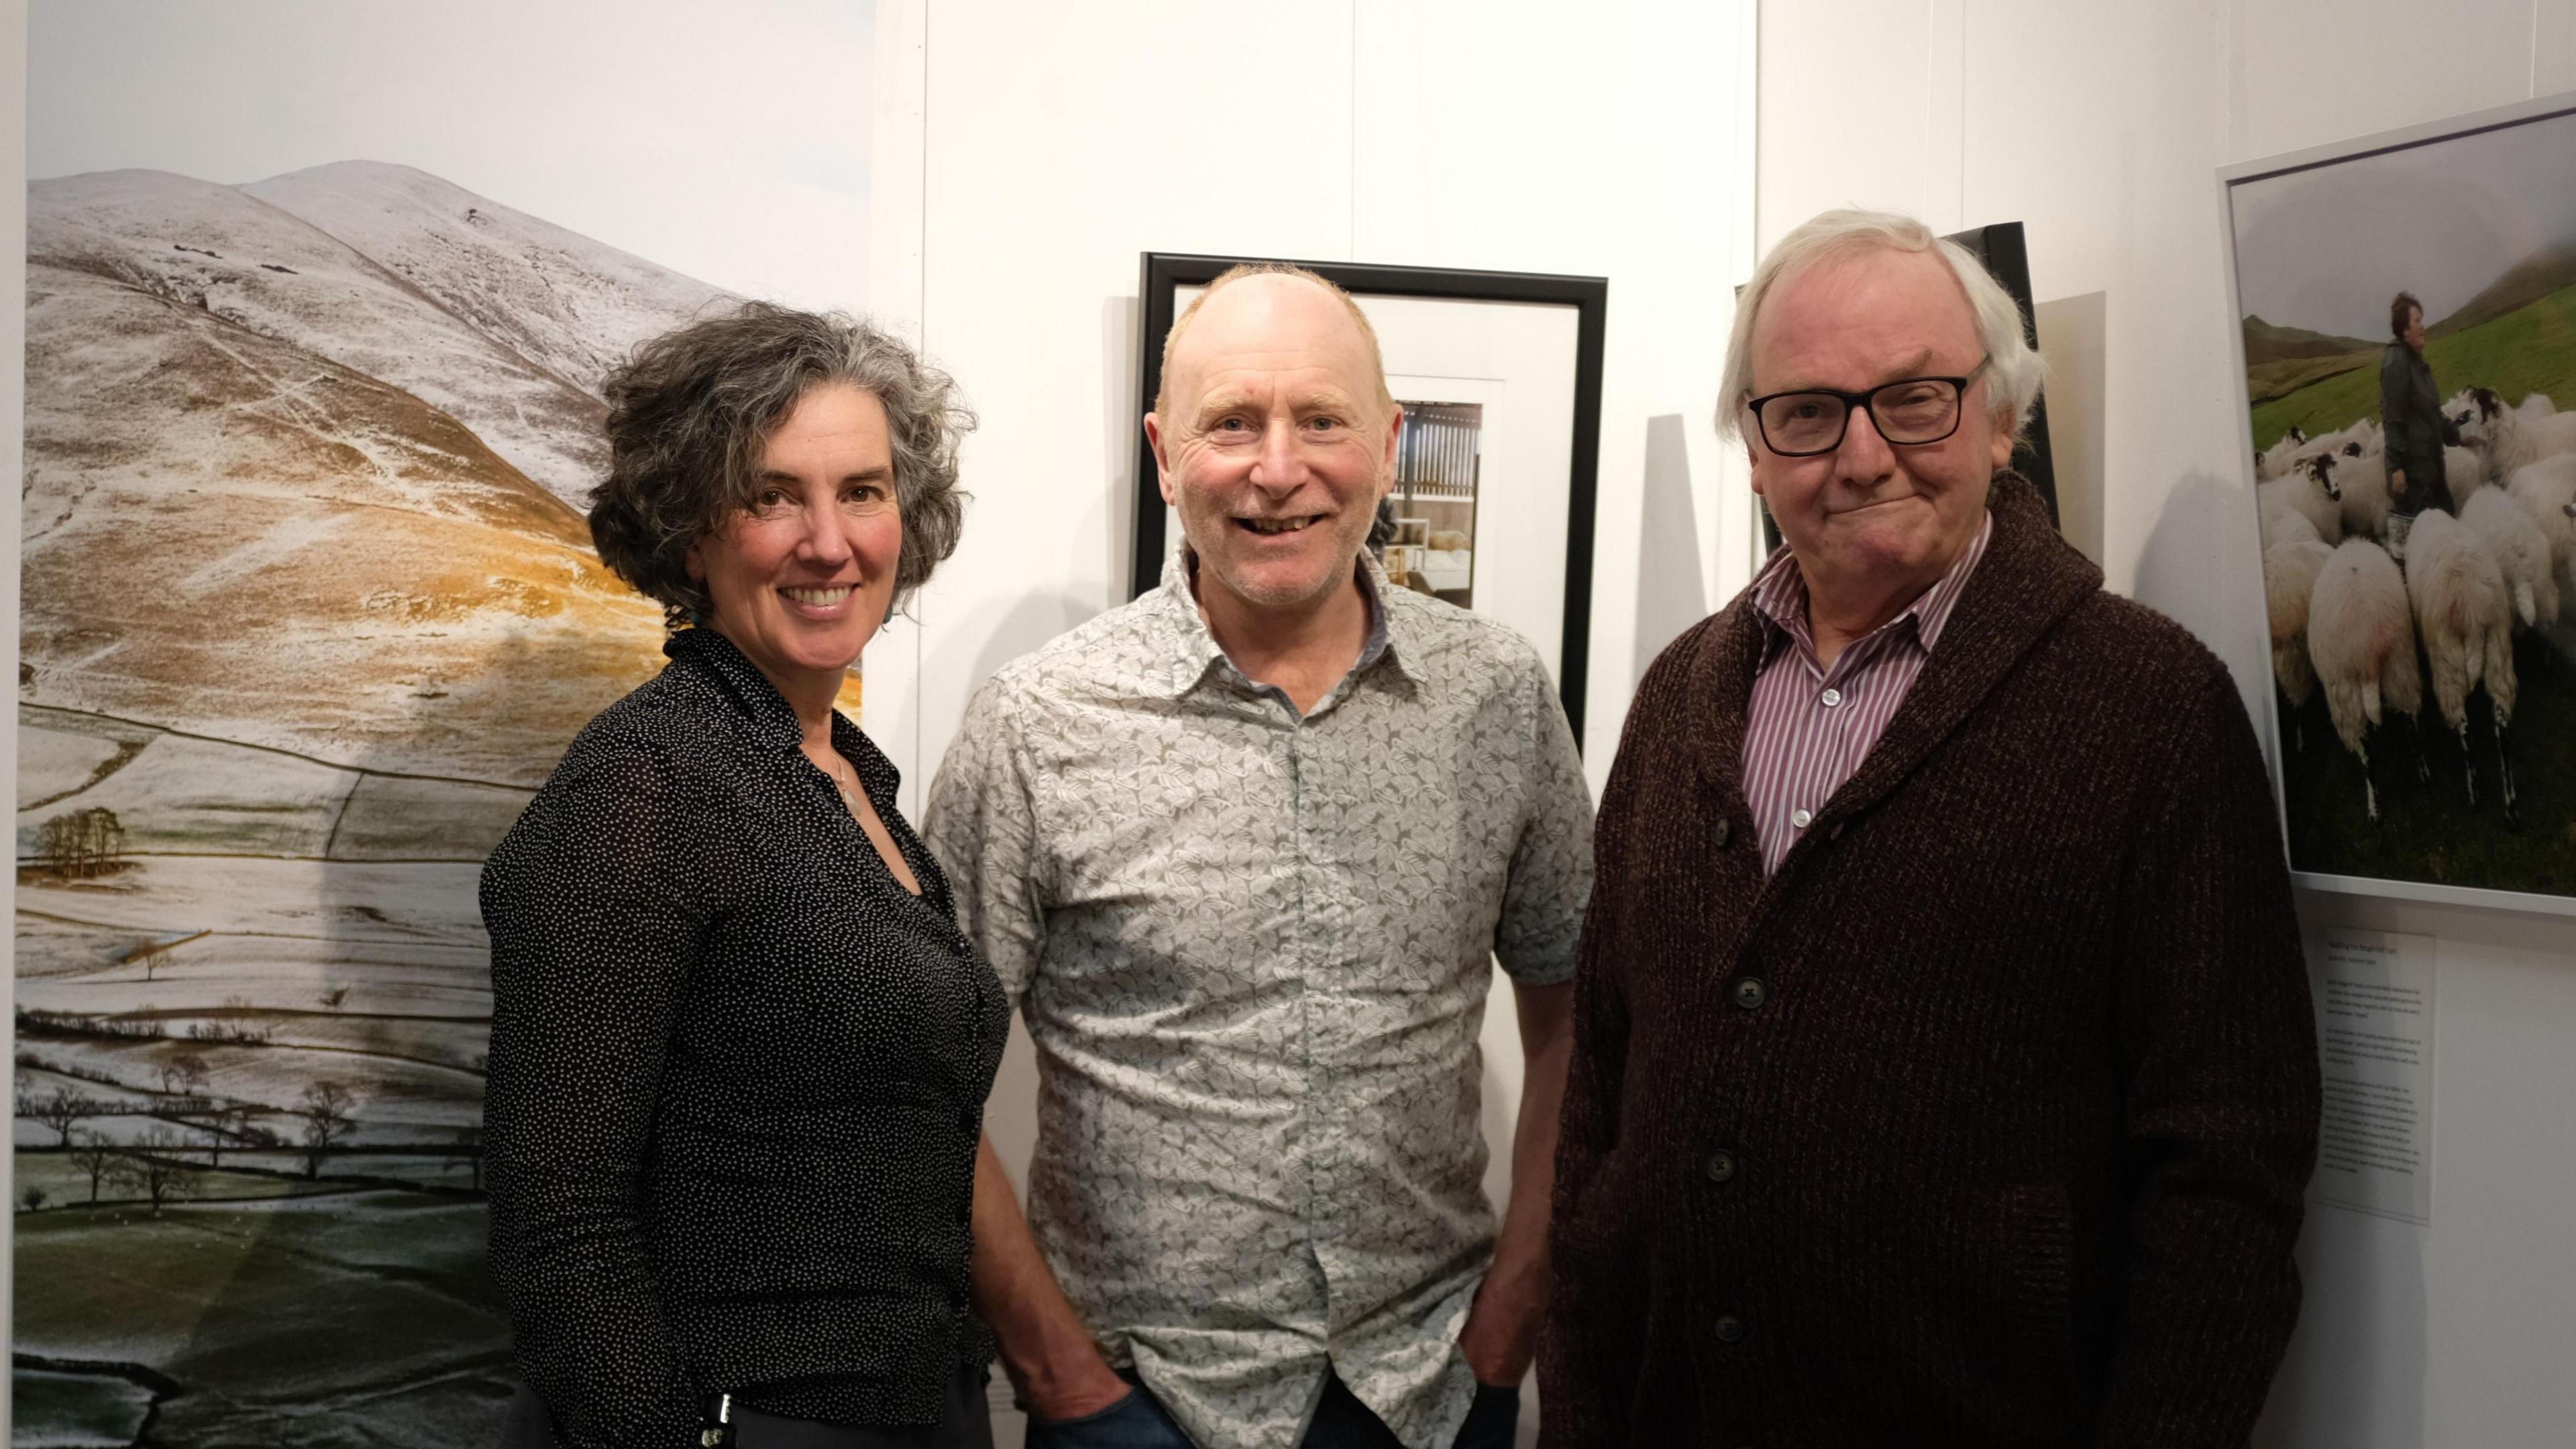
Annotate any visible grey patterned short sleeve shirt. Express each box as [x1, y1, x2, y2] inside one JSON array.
[[923, 551, 1592, 1449]]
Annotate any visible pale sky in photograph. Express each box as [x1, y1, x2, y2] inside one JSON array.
[[28, 0, 875, 310], [2229, 107, 2576, 341]]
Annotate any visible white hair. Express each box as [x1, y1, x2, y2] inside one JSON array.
[[1717, 208, 2047, 445]]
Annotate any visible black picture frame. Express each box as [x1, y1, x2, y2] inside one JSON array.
[[1131, 252, 1609, 741]]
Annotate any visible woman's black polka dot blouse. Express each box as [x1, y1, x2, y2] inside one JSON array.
[[480, 627, 1008, 1447]]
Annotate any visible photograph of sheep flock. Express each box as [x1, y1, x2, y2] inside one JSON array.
[[2232, 104, 2576, 903]]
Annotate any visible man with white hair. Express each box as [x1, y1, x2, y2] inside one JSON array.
[[928, 263, 1591, 1449], [1538, 210, 2320, 1446]]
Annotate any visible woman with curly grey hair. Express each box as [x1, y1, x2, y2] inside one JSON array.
[[483, 303, 1005, 1449]]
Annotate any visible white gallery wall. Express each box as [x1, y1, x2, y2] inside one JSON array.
[[1760, 3, 2576, 1446]]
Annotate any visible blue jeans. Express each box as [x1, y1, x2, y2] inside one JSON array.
[[1024, 1369, 1519, 1449]]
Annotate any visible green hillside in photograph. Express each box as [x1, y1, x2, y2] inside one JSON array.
[[2247, 280, 2576, 446]]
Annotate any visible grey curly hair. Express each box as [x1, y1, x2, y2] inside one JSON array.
[[589, 302, 975, 629]]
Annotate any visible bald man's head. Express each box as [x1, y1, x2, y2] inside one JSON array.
[[1140, 265, 1404, 621], [1153, 264, 1393, 418]]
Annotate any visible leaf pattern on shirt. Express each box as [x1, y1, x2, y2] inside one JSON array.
[[924, 551, 1593, 1449]]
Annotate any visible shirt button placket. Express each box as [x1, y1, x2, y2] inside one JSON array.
[[1289, 722, 1344, 1316]]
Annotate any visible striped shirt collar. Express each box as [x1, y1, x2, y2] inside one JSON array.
[[1750, 509, 1995, 668]]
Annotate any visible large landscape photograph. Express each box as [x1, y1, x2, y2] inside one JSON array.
[[2231, 105, 2576, 904], [13, 5, 875, 1443]]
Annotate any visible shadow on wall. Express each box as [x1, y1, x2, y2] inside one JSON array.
[[2035, 291, 2108, 567], [1634, 413, 1710, 678], [2131, 465, 2234, 649], [1106, 293, 1144, 605]]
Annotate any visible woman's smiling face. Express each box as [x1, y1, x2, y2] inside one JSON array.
[[687, 381, 902, 700]]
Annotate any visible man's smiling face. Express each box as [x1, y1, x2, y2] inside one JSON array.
[[1147, 273, 1399, 616], [1744, 246, 2010, 601]]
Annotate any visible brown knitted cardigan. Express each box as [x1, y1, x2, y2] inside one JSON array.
[[1538, 476, 2320, 1448]]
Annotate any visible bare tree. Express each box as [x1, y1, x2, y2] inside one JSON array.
[[159, 1052, 210, 1106], [117, 1128, 193, 1216], [299, 1081, 356, 1179], [201, 1103, 252, 1169], [35, 806, 125, 879], [19, 1185, 48, 1213], [32, 1085, 93, 1147], [69, 1131, 119, 1204]]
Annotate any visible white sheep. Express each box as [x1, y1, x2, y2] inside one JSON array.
[[2455, 385, 2576, 479], [2268, 421, 2369, 478], [2443, 444, 2491, 505], [2258, 454, 2344, 545], [2403, 508, 2520, 820], [2265, 535, 2336, 750], [2306, 537, 2425, 822], [2522, 392, 2558, 419], [2459, 486, 2562, 633], [2504, 453, 2576, 593], [2257, 424, 2310, 481], [2318, 450, 2394, 539], [2261, 502, 2323, 551], [2303, 420, 2374, 464]]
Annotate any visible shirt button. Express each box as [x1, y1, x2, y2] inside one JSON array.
[[1790, 808, 1813, 829], [1820, 688, 1842, 707], [1731, 977, 1767, 1011], [1715, 1313, 1747, 1343], [1703, 1148, 1737, 1183], [1711, 818, 1731, 849]]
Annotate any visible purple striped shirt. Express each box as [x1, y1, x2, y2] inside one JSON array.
[[1742, 515, 1994, 875]]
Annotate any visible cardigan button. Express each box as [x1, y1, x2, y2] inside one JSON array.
[[1703, 1148, 1737, 1183], [1714, 1313, 1746, 1344], [1711, 817, 1731, 849], [1731, 977, 1768, 1011]]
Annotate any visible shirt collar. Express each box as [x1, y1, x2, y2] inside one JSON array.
[[1750, 508, 1995, 662], [1138, 543, 1411, 698], [665, 626, 872, 763]]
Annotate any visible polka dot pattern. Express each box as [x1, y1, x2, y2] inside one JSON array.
[[481, 627, 1008, 1446]]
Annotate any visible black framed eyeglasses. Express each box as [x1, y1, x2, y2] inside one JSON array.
[[1745, 356, 1992, 458]]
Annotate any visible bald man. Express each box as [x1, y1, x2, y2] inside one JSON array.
[[925, 265, 1593, 1449]]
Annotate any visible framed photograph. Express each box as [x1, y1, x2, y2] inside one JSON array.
[[2220, 92, 2576, 916], [1130, 252, 1608, 739]]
